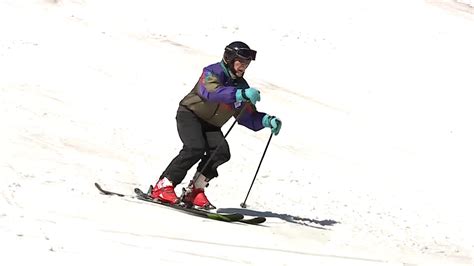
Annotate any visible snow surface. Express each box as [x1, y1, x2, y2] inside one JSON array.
[[1, 0, 473, 265]]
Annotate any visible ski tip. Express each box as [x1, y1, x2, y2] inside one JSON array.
[[240, 216, 266, 225], [94, 182, 107, 193], [94, 183, 125, 197]]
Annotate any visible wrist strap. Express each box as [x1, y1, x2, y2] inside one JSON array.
[[241, 89, 250, 101]]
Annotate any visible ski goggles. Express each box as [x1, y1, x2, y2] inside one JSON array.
[[226, 46, 257, 61]]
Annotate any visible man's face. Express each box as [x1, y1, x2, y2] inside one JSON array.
[[233, 58, 251, 77]]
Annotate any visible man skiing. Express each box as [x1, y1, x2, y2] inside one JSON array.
[[151, 41, 282, 209]]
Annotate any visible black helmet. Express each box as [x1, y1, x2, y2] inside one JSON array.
[[223, 41, 257, 64]]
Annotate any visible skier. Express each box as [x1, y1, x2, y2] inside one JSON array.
[[151, 41, 282, 209]]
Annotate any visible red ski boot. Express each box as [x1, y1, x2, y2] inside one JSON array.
[[150, 177, 179, 204], [183, 174, 215, 210]]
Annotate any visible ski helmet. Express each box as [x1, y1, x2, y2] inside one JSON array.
[[223, 41, 257, 65]]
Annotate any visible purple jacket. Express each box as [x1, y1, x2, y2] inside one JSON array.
[[179, 61, 266, 131]]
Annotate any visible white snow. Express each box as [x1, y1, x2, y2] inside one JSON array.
[[1, 0, 473, 265]]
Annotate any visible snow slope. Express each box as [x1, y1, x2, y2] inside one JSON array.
[[1, 0, 472, 265]]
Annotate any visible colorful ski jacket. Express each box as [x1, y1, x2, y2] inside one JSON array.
[[179, 61, 265, 131]]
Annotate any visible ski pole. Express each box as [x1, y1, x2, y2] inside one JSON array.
[[192, 110, 245, 180], [240, 132, 273, 208]]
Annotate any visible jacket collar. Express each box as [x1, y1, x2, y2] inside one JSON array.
[[220, 60, 237, 80]]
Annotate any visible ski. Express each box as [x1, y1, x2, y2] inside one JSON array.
[[94, 183, 265, 225], [133, 187, 244, 222], [95, 182, 126, 197]]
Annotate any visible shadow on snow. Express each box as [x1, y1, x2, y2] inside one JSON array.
[[217, 208, 339, 230]]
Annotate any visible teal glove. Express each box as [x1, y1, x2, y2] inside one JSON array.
[[262, 114, 282, 136], [236, 88, 260, 105]]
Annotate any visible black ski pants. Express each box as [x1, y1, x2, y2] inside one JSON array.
[[161, 110, 231, 186]]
